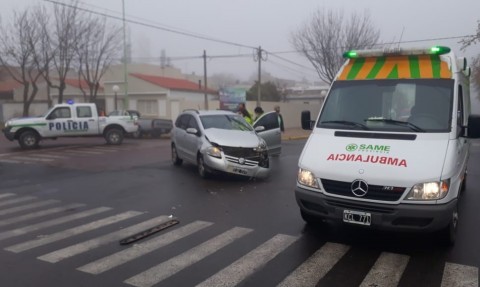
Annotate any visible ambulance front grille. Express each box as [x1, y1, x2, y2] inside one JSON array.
[[321, 179, 406, 201]]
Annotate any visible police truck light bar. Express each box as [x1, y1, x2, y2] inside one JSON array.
[[343, 46, 451, 59]]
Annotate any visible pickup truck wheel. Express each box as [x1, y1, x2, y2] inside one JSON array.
[[105, 128, 124, 145], [197, 155, 210, 179], [171, 144, 183, 166], [19, 131, 40, 149]]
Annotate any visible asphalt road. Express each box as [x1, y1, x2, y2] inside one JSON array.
[[0, 136, 479, 287]]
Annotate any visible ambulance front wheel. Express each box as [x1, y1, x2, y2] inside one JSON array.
[[105, 128, 124, 145], [18, 130, 40, 149]]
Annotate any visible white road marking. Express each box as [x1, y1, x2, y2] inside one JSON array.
[[0, 159, 22, 164], [124, 227, 253, 287], [70, 149, 102, 155], [38, 215, 170, 263], [0, 199, 59, 217], [35, 154, 67, 159], [5, 211, 143, 253], [195, 234, 299, 287], [78, 221, 213, 275], [87, 147, 117, 153], [0, 203, 85, 227], [277, 242, 350, 287], [0, 193, 15, 200], [441, 262, 478, 287], [0, 196, 36, 208], [0, 207, 111, 241], [360, 252, 410, 287], [9, 156, 53, 162]]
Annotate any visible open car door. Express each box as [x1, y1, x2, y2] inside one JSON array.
[[253, 111, 281, 155]]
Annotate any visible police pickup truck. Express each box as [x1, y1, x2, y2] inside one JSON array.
[[2, 103, 138, 149]]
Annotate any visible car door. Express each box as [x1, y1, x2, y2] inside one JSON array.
[[75, 106, 99, 135], [253, 111, 281, 155], [183, 115, 202, 162], [43, 106, 73, 137], [173, 115, 190, 160]]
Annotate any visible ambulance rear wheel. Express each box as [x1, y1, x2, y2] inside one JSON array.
[[105, 128, 124, 145], [19, 130, 40, 149]]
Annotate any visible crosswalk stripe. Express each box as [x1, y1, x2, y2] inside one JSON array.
[[0, 203, 85, 227], [5, 211, 143, 253], [195, 234, 300, 287], [0, 193, 15, 200], [38, 215, 170, 263], [441, 262, 478, 287], [0, 159, 22, 164], [359, 252, 409, 287], [0, 196, 36, 208], [9, 156, 54, 162], [124, 227, 253, 287], [0, 199, 59, 217], [78, 221, 213, 275], [277, 242, 350, 287], [0, 207, 112, 241], [35, 154, 67, 159]]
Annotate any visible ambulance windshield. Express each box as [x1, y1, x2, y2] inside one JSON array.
[[318, 79, 454, 133]]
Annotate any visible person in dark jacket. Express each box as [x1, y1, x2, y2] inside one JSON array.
[[254, 106, 264, 121], [274, 105, 285, 132]]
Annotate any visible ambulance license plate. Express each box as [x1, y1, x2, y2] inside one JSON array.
[[343, 210, 371, 226]]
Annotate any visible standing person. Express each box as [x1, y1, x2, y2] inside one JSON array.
[[274, 105, 285, 132], [254, 106, 264, 121], [238, 103, 253, 124]]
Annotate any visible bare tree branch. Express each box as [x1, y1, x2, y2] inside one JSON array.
[[291, 8, 381, 84]]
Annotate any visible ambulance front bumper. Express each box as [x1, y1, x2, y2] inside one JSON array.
[[295, 185, 456, 232]]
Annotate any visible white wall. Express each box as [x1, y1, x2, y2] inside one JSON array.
[[1, 102, 49, 121]]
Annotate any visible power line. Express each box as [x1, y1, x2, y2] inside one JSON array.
[[43, 0, 257, 50]]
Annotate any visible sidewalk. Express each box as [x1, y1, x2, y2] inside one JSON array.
[[282, 127, 311, 141]]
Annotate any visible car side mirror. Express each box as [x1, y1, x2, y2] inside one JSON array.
[[254, 126, 265, 132], [467, 115, 480, 138], [186, 127, 199, 136], [301, 111, 314, 130]]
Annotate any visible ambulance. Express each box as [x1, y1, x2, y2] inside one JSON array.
[[295, 46, 480, 244]]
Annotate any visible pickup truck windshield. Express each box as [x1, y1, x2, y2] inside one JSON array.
[[318, 79, 454, 133]]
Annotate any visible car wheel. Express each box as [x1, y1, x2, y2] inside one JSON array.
[[171, 144, 183, 166], [197, 154, 209, 179], [105, 128, 124, 145], [300, 210, 323, 226], [440, 204, 458, 246], [19, 130, 40, 149]]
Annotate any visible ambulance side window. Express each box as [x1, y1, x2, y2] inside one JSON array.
[[77, 106, 92, 118], [48, 107, 71, 120], [457, 85, 464, 137]]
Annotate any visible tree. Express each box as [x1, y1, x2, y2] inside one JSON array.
[[461, 20, 480, 89], [291, 9, 381, 84], [246, 81, 281, 102], [0, 9, 43, 116], [76, 15, 122, 103]]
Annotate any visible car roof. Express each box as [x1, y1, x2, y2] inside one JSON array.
[[182, 110, 237, 116]]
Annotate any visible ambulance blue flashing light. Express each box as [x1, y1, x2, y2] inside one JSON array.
[[343, 46, 451, 59]]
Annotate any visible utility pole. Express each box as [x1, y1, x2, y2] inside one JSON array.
[[253, 46, 267, 107], [122, 0, 129, 109], [203, 50, 208, 110]]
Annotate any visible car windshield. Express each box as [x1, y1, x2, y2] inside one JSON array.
[[318, 79, 454, 133], [200, 114, 253, 131]]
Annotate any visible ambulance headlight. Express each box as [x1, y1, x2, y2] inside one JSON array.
[[297, 168, 320, 189], [206, 146, 222, 158], [406, 180, 450, 200]]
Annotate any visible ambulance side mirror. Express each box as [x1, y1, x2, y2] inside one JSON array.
[[467, 115, 480, 138], [301, 111, 315, 130]]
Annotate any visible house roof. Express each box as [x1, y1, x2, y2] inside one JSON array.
[[0, 80, 22, 92], [130, 73, 217, 94], [63, 78, 104, 91]]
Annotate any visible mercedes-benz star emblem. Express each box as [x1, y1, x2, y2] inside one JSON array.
[[351, 179, 368, 197], [238, 158, 245, 165]]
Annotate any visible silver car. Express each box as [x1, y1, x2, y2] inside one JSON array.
[[171, 109, 282, 179]]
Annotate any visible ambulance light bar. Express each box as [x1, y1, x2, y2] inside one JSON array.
[[343, 46, 451, 59]]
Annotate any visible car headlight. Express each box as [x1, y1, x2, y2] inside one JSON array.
[[206, 146, 222, 158], [406, 179, 450, 200], [4, 121, 10, 128], [254, 140, 267, 152], [297, 168, 320, 189]]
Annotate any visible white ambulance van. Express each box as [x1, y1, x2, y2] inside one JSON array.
[[295, 46, 480, 244]]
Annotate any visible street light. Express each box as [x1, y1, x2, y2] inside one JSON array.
[[112, 85, 120, 110]]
